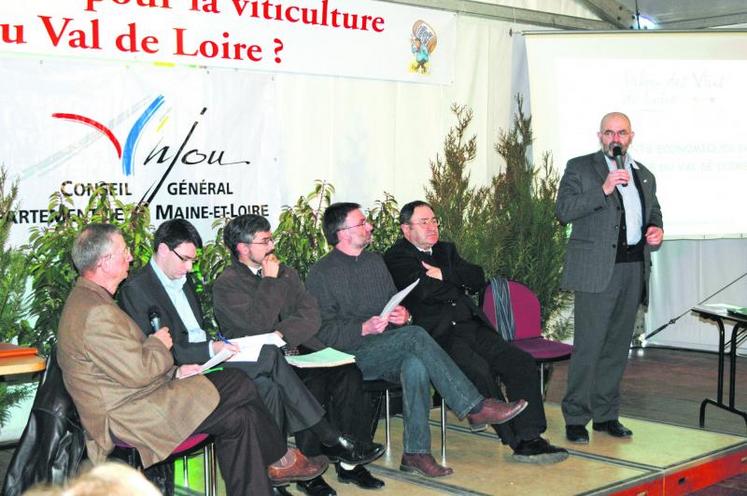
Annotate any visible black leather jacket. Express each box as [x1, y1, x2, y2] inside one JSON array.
[[3, 347, 86, 496]]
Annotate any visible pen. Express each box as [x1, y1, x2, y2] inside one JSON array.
[[216, 331, 233, 346], [204, 367, 224, 375]]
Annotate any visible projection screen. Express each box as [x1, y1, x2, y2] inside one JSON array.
[[524, 30, 747, 239]]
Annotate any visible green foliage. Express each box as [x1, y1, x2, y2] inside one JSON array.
[[0, 383, 32, 428], [25, 188, 153, 356], [488, 98, 571, 338], [426, 98, 571, 340], [0, 167, 34, 427], [194, 218, 231, 331], [273, 180, 334, 280], [425, 104, 488, 258], [366, 192, 400, 255]]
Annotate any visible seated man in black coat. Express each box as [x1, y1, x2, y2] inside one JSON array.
[[384, 201, 567, 464]]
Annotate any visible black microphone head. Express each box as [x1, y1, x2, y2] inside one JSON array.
[[147, 306, 161, 332], [612, 145, 623, 157]]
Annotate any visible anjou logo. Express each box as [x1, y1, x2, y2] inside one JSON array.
[[52, 96, 250, 206], [52, 95, 165, 177]]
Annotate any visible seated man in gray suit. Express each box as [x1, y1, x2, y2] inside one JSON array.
[[118, 219, 382, 488], [556, 111, 663, 443], [57, 223, 286, 496]]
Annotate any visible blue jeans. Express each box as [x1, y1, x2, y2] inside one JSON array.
[[352, 326, 483, 454]]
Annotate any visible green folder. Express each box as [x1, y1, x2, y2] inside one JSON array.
[[284, 348, 355, 368], [726, 306, 747, 317]]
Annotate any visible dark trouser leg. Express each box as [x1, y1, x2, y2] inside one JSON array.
[[448, 323, 546, 447], [225, 345, 326, 434], [295, 365, 376, 457], [562, 262, 642, 425], [591, 263, 642, 422], [197, 369, 286, 496]]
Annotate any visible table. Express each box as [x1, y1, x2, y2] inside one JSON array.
[[0, 353, 46, 379], [691, 306, 747, 431]]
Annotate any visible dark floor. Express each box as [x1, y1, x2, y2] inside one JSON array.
[[2, 346, 746, 494], [545, 346, 747, 494]]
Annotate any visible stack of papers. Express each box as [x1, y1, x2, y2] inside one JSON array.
[[285, 348, 355, 368]]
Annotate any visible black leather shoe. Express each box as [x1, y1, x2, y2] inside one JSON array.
[[335, 464, 385, 489], [593, 420, 633, 438], [297, 476, 337, 496], [565, 424, 589, 444], [273, 486, 293, 496], [321, 436, 385, 465], [512, 437, 569, 464]]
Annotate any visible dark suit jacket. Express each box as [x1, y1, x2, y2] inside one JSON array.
[[118, 263, 211, 365], [384, 238, 491, 345], [556, 150, 663, 302]]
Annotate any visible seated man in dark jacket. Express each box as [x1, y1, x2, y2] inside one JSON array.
[[384, 201, 567, 464]]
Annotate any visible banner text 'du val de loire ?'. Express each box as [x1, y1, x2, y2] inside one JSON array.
[[0, 1, 456, 245]]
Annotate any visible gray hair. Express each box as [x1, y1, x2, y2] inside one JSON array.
[[72, 224, 121, 273]]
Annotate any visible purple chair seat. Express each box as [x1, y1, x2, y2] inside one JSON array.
[[483, 279, 573, 397], [113, 432, 210, 455], [112, 433, 216, 495], [511, 337, 573, 362]]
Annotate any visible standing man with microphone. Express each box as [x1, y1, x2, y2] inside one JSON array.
[[556, 112, 664, 444]]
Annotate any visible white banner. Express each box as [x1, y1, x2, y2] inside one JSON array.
[[1, 58, 281, 246], [1, 0, 456, 84]]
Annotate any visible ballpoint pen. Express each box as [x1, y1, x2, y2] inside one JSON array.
[[216, 331, 233, 346]]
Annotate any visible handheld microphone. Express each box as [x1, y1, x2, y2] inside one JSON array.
[[147, 307, 161, 333], [612, 145, 628, 187]]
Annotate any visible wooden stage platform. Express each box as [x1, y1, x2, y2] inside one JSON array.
[[176, 402, 746, 495]]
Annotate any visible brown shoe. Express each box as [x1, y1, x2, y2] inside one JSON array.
[[399, 453, 453, 477], [467, 398, 528, 426], [268, 448, 328, 485]]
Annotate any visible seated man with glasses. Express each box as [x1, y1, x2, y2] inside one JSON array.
[[384, 201, 568, 464], [213, 214, 385, 495], [119, 219, 383, 493], [306, 202, 529, 478]]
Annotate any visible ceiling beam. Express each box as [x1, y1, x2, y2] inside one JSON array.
[[658, 12, 747, 30], [577, 0, 636, 29], [377, 0, 615, 31]]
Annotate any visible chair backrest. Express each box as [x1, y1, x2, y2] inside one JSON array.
[[507, 281, 542, 341], [483, 278, 542, 342]]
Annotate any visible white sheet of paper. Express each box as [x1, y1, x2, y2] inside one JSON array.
[[227, 333, 287, 362], [380, 278, 419, 317], [177, 347, 234, 379]]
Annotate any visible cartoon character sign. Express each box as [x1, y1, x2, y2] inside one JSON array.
[[409, 20, 437, 74]]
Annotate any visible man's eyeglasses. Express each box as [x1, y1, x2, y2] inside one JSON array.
[[249, 237, 275, 246], [410, 218, 439, 227], [170, 247, 198, 263], [337, 220, 369, 231], [602, 130, 630, 139]]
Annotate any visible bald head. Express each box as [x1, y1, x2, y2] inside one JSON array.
[[599, 112, 631, 132]]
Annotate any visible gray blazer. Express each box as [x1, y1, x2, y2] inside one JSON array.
[[556, 150, 663, 302]]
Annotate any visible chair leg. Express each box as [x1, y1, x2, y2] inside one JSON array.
[[439, 397, 447, 464], [181, 453, 190, 490], [540, 364, 545, 400], [384, 388, 391, 453], [205, 442, 217, 496]]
